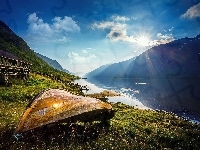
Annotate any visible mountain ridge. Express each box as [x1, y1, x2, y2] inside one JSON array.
[[86, 34, 200, 79], [36, 53, 69, 73]]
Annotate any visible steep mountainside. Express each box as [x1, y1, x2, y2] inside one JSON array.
[[0, 20, 76, 80], [36, 53, 69, 73], [86, 35, 200, 78], [85, 57, 135, 78]]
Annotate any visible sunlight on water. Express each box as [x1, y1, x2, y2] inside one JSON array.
[[75, 79, 148, 109], [108, 96, 149, 109], [75, 79, 105, 94], [135, 82, 147, 85], [76, 78, 200, 123]]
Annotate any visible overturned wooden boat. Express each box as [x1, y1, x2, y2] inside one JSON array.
[[14, 89, 114, 134]]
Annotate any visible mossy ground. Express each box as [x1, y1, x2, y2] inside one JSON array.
[[0, 75, 200, 150]]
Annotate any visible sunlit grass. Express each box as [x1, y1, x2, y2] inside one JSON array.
[[1, 101, 200, 149], [0, 75, 200, 149]]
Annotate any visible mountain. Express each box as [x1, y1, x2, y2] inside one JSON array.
[[86, 34, 200, 79], [36, 53, 69, 73], [85, 57, 135, 78], [0, 20, 77, 80]]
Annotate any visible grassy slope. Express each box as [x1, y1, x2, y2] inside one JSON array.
[[1, 104, 200, 149], [0, 76, 200, 150]]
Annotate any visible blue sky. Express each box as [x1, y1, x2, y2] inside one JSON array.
[[1, 0, 200, 76]]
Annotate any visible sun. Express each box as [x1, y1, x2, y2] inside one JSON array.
[[137, 36, 150, 47]]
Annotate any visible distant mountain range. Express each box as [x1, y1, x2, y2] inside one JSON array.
[[86, 34, 200, 78], [36, 53, 69, 73]]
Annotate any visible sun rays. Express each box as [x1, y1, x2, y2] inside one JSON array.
[[136, 36, 150, 47]]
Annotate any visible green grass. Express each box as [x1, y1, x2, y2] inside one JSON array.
[[0, 73, 83, 103], [0, 75, 200, 149], [1, 102, 200, 150]]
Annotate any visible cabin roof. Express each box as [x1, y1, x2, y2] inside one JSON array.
[[0, 50, 21, 60]]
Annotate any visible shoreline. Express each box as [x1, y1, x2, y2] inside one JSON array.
[[75, 79, 148, 109], [75, 79, 200, 124]]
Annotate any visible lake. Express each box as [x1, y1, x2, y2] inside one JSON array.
[[75, 78, 200, 122]]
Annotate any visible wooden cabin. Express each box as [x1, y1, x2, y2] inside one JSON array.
[[0, 50, 31, 85]]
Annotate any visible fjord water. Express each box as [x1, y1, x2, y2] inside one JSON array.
[[76, 78, 200, 122], [75, 78, 148, 109]]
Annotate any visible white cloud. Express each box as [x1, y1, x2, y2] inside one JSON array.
[[82, 49, 88, 53], [67, 50, 99, 75], [68, 52, 96, 64], [82, 48, 94, 54], [92, 21, 115, 29], [157, 33, 173, 39], [106, 23, 128, 41], [169, 27, 174, 32], [27, 13, 52, 36], [92, 15, 129, 30], [27, 13, 40, 23], [132, 17, 137, 20], [147, 33, 174, 46], [91, 15, 129, 30], [92, 16, 174, 47], [52, 16, 80, 33], [92, 18, 132, 42], [27, 12, 80, 42], [180, 3, 200, 19], [58, 36, 69, 43], [111, 15, 130, 22]]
